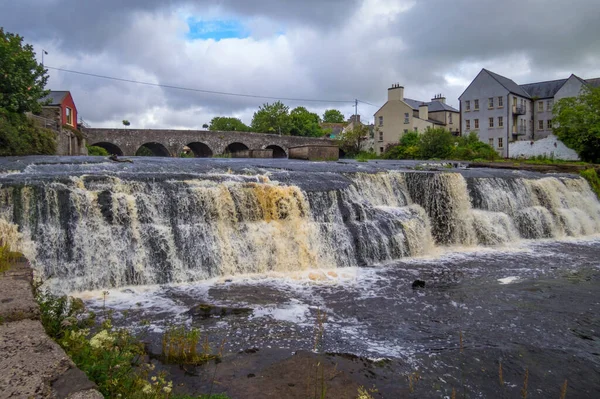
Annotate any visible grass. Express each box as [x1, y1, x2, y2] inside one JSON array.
[[0, 243, 20, 274], [580, 168, 600, 198], [161, 325, 222, 365]]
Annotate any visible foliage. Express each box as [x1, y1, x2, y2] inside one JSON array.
[[418, 127, 455, 159], [202, 123, 209, 129], [36, 289, 225, 398], [208, 116, 250, 132], [87, 145, 110, 156], [553, 85, 600, 163], [580, 168, 600, 199], [0, 244, 20, 274], [123, 120, 131, 126], [162, 325, 220, 365], [354, 151, 379, 162], [0, 109, 56, 156], [383, 131, 420, 159], [384, 129, 498, 161], [251, 101, 291, 134], [336, 124, 370, 156], [0, 28, 49, 114], [136, 145, 155, 156], [290, 106, 323, 137], [322, 109, 345, 123]]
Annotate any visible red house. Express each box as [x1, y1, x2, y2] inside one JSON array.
[[39, 91, 78, 128]]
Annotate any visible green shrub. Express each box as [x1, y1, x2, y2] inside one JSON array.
[[580, 168, 600, 198], [0, 109, 56, 155], [87, 145, 110, 156], [35, 289, 226, 398]]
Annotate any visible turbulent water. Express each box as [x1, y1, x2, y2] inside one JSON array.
[[1, 157, 599, 293]]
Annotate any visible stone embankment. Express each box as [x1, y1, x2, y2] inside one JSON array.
[[0, 257, 102, 399]]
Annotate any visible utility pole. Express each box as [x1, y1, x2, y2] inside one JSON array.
[[42, 49, 48, 67], [355, 99, 358, 119]]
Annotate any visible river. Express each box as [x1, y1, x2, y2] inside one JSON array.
[[1, 156, 599, 398]]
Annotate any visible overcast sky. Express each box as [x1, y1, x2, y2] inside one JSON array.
[[1, 0, 599, 129]]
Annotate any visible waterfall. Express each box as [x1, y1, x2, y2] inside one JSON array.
[[1, 170, 599, 292]]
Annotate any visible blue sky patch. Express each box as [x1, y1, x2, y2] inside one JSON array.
[[186, 18, 250, 41]]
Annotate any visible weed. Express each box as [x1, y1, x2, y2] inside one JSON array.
[[161, 325, 219, 365], [580, 168, 600, 198], [521, 368, 529, 399], [407, 371, 420, 393], [560, 379, 568, 399]]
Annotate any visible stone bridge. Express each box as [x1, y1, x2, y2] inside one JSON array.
[[83, 128, 337, 158]]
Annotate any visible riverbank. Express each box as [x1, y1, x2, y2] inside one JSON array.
[[0, 255, 102, 398]]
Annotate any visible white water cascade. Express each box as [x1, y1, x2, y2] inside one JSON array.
[[1, 170, 599, 292]]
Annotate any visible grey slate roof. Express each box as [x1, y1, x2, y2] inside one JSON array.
[[484, 69, 531, 98], [403, 98, 459, 113], [519, 79, 568, 99], [586, 78, 600, 88], [39, 91, 69, 105]]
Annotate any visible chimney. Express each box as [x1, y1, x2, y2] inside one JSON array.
[[431, 93, 446, 104], [419, 103, 428, 120], [349, 114, 361, 124], [388, 83, 404, 101]]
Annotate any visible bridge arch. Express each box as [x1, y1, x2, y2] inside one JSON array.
[[224, 142, 249, 156], [264, 145, 287, 158], [90, 142, 123, 156], [136, 142, 171, 157], [339, 148, 347, 159], [186, 142, 213, 158]]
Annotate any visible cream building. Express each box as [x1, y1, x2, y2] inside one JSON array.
[[371, 84, 460, 155]]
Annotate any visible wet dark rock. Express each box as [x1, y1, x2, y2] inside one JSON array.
[[412, 280, 426, 289], [187, 303, 252, 320], [247, 373, 255, 378], [240, 348, 260, 354]]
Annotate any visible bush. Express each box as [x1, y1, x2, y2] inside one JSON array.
[[0, 109, 56, 155], [580, 168, 600, 199], [86, 145, 109, 156], [384, 129, 498, 161]]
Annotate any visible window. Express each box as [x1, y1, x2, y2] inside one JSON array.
[[513, 96, 517, 106], [65, 107, 73, 125], [489, 138, 494, 147], [404, 112, 409, 124], [414, 127, 418, 132], [378, 116, 383, 126], [538, 101, 543, 112], [379, 131, 383, 141], [489, 117, 494, 128], [547, 119, 552, 129], [380, 147, 384, 154], [466, 120, 471, 130], [474, 119, 479, 129], [498, 96, 504, 107], [488, 97, 494, 108], [449, 113, 453, 124], [538, 120, 544, 130], [465, 100, 471, 111], [498, 116, 503, 128], [547, 100, 553, 111], [404, 129, 408, 133], [474, 99, 479, 110], [498, 138, 503, 148]]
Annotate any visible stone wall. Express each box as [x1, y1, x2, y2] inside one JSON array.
[[289, 145, 339, 161], [83, 128, 337, 157], [0, 257, 102, 398], [509, 134, 580, 161]]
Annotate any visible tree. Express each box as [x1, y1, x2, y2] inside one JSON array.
[[122, 120, 130, 126], [383, 131, 421, 159], [419, 127, 455, 159], [553, 85, 600, 163], [202, 123, 209, 129], [290, 106, 323, 137], [208, 116, 250, 131], [337, 124, 370, 156], [0, 28, 49, 114], [322, 109, 345, 123], [251, 101, 291, 134]]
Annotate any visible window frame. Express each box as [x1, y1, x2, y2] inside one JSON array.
[[498, 116, 503, 128], [474, 99, 479, 110], [498, 138, 503, 148], [488, 97, 494, 108], [474, 118, 479, 129], [466, 119, 471, 130], [538, 120, 544, 130], [465, 100, 471, 111], [489, 117, 494, 128], [498, 96, 503, 107], [65, 107, 73, 126]]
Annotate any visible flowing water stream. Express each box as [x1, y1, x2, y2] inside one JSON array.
[[1, 157, 599, 397]]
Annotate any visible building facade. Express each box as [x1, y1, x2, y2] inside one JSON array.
[[459, 69, 599, 157], [39, 91, 78, 128], [372, 84, 459, 156]]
